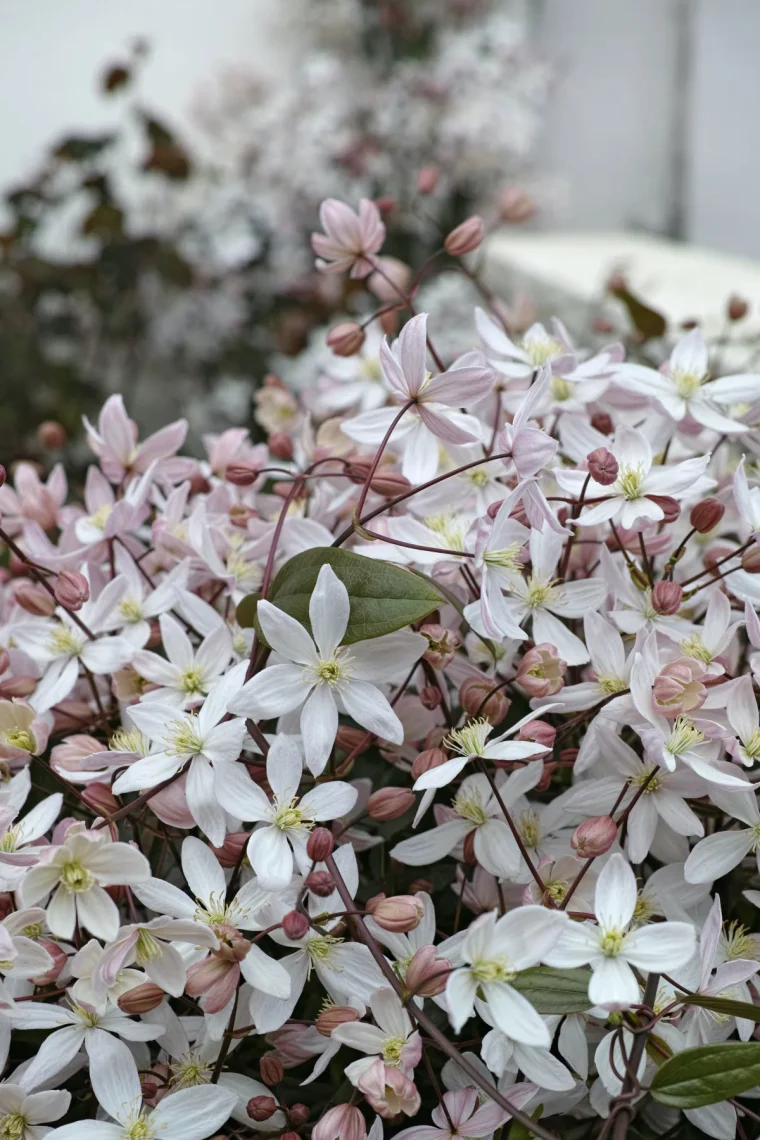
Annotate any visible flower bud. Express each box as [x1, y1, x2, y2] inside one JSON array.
[[336, 725, 370, 754], [260, 1053, 284, 1086], [517, 719, 556, 748], [282, 910, 310, 941], [571, 815, 617, 857], [420, 685, 442, 709], [742, 546, 760, 574], [306, 827, 334, 862], [653, 657, 707, 717], [141, 1078, 160, 1101], [31, 940, 67, 986], [247, 1095, 277, 1122], [268, 432, 294, 460], [0, 674, 36, 698], [118, 982, 165, 1014], [590, 411, 614, 435], [290, 1104, 309, 1127], [462, 830, 477, 865], [444, 215, 485, 257], [367, 787, 414, 821], [313, 1104, 366, 1140], [80, 783, 119, 816], [587, 447, 618, 486], [516, 644, 567, 698], [280, 1134, 299, 1140], [690, 498, 725, 534], [316, 1005, 361, 1036], [305, 870, 335, 897], [14, 583, 56, 616], [327, 322, 366, 357], [405, 944, 451, 997], [347, 460, 412, 498], [498, 186, 535, 224], [416, 165, 439, 194], [225, 463, 259, 487], [459, 676, 510, 723], [647, 495, 681, 523], [420, 623, 461, 669], [54, 570, 90, 611], [210, 831, 249, 868], [368, 894, 424, 933], [652, 580, 683, 615], [408, 878, 434, 894], [37, 420, 67, 449], [727, 294, 749, 321], [411, 747, 447, 781]]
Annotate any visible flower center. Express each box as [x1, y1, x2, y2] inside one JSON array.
[[526, 577, 557, 609], [551, 375, 573, 402], [445, 718, 491, 758], [666, 716, 704, 756], [723, 921, 760, 961], [597, 674, 627, 695], [470, 959, 516, 984], [518, 810, 541, 848], [72, 1002, 101, 1027], [48, 626, 85, 657], [307, 648, 353, 688], [305, 935, 342, 970], [483, 542, 523, 571], [179, 666, 206, 696], [672, 368, 705, 399], [382, 1036, 406, 1065], [60, 861, 95, 893], [165, 716, 205, 758], [423, 513, 467, 552], [119, 596, 144, 623], [600, 928, 627, 957], [615, 464, 645, 500], [169, 1051, 212, 1089], [88, 503, 112, 532], [743, 730, 760, 761], [523, 336, 564, 366], [136, 929, 163, 965], [470, 469, 490, 488], [125, 1116, 156, 1140], [110, 728, 149, 754], [631, 766, 662, 794], [680, 634, 713, 663], [3, 729, 34, 753], [272, 797, 314, 835], [226, 551, 263, 592], [452, 790, 488, 826], [0, 826, 20, 853], [0, 1113, 27, 1140]]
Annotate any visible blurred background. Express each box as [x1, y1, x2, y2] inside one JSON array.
[[2, 0, 757, 465]]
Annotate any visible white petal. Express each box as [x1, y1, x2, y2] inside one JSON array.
[[239, 942, 292, 999], [88, 1032, 142, 1125], [684, 829, 752, 884], [150, 1084, 237, 1140], [229, 664, 311, 718], [181, 836, 227, 908], [340, 680, 404, 745], [247, 826, 293, 891], [594, 853, 637, 931], [588, 956, 640, 1009], [484, 980, 550, 1047], [309, 564, 349, 657], [257, 601, 317, 666], [300, 685, 338, 776]]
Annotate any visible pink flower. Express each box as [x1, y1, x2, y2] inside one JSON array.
[[394, 1085, 534, 1140], [312, 198, 386, 278], [0, 462, 67, 535], [313, 1104, 368, 1140], [357, 1058, 421, 1119], [83, 394, 188, 483]]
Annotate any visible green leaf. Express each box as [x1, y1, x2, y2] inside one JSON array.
[[508, 1104, 544, 1140], [608, 283, 667, 341], [236, 547, 441, 644], [680, 994, 760, 1023], [511, 967, 591, 1014], [650, 1042, 760, 1108]]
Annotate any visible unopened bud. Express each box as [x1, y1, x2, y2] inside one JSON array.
[[420, 684, 442, 709], [587, 447, 618, 486], [37, 420, 67, 450], [118, 982, 165, 1014], [305, 870, 335, 897], [590, 412, 614, 435], [690, 498, 725, 534], [14, 583, 56, 616], [0, 675, 37, 698], [336, 725, 370, 754], [316, 1005, 360, 1036], [408, 878, 434, 894], [727, 294, 749, 322], [571, 815, 617, 858], [280, 1133, 299, 1140], [517, 719, 556, 748], [444, 215, 485, 257], [368, 894, 424, 933], [268, 432, 294, 461], [54, 570, 90, 611], [289, 1104, 309, 1127], [210, 831, 248, 868], [742, 546, 760, 574], [225, 463, 259, 487], [282, 909, 310, 941], [411, 747, 447, 781], [306, 827, 334, 862], [421, 623, 461, 669], [462, 830, 477, 865], [327, 322, 366, 357], [498, 186, 535, 224], [80, 783, 119, 816], [141, 1078, 159, 1100], [260, 1053, 284, 1086], [459, 676, 510, 723], [31, 940, 67, 986], [367, 786, 414, 821], [405, 944, 451, 997], [247, 1095, 277, 1122], [652, 580, 683, 615], [516, 644, 566, 698], [416, 165, 440, 194], [347, 461, 412, 498], [648, 495, 681, 523]]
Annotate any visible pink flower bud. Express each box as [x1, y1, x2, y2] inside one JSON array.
[[268, 432, 294, 460], [587, 447, 619, 486], [367, 787, 414, 821], [247, 1095, 277, 1122], [411, 747, 447, 781], [728, 294, 749, 321], [368, 257, 412, 303], [652, 580, 683, 615], [210, 831, 249, 868], [742, 547, 760, 574], [648, 495, 681, 523], [0, 675, 36, 698], [117, 982, 165, 1014], [37, 420, 67, 449], [405, 944, 451, 997], [690, 498, 725, 534], [316, 1005, 361, 1036], [368, 894, 424, 933], [498, 186, 536, 224], [327, 322, 366, 357], [225, 463, 259, 487], [335, 725, 370, 754], [459, 677, 510, 723], [214, 924, 252, 963], [260, 1053, 285, 1086], [290, 1104, 309, 1127], [516, 644, 567, 698], [306, 827, 334, 862], [80, 783, 119, 816], [571, 815, 617, 857], [653, 657, 707, 717], [313, 1104, 367, 1140], [444, 215, 485, 257], [54, 570, 90, 611], [590, 411, 614, 435], [282, 910, 310, 941], [305, 870, 335, 897], [416, 165, 440, 194], [347, 460, 412, 497], [517, 719, 557, 748], [31, 940, 67, 986], [14, 583, 56, 616], [420, 685, 442, 709], [420, 623, 461, 669]]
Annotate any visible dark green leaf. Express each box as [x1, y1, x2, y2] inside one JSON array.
[[237, 546, 440, 644], [650, 1042, 760, 1108], [511, 967, 591, 1014], [608, 283, 667, 341], [680, 994, 760, 1023]]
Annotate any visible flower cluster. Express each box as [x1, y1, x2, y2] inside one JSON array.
[[0, 198, 758, 1140]]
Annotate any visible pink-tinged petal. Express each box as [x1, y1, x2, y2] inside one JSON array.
[[424, 363, 494, 407], [398, 314, 429, 396], [416, 404, 480, 445]]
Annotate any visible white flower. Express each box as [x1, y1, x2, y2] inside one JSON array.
[[21, 823, 151, 942], [133, 613, 233, 708], [465, 483, 531, 641], [544, 853, 696, 1009], [684, 785, 760, 884], [726, 674, 760, 767], [47, 1031, 236, 1140], [413, 711, 552, 791], [0, 1085, 70, 1140], [215, 734, 357, 890], [333, 986, 421, 1084], [477, 1000, 575, 1091], [229, 564, 426, 776]]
